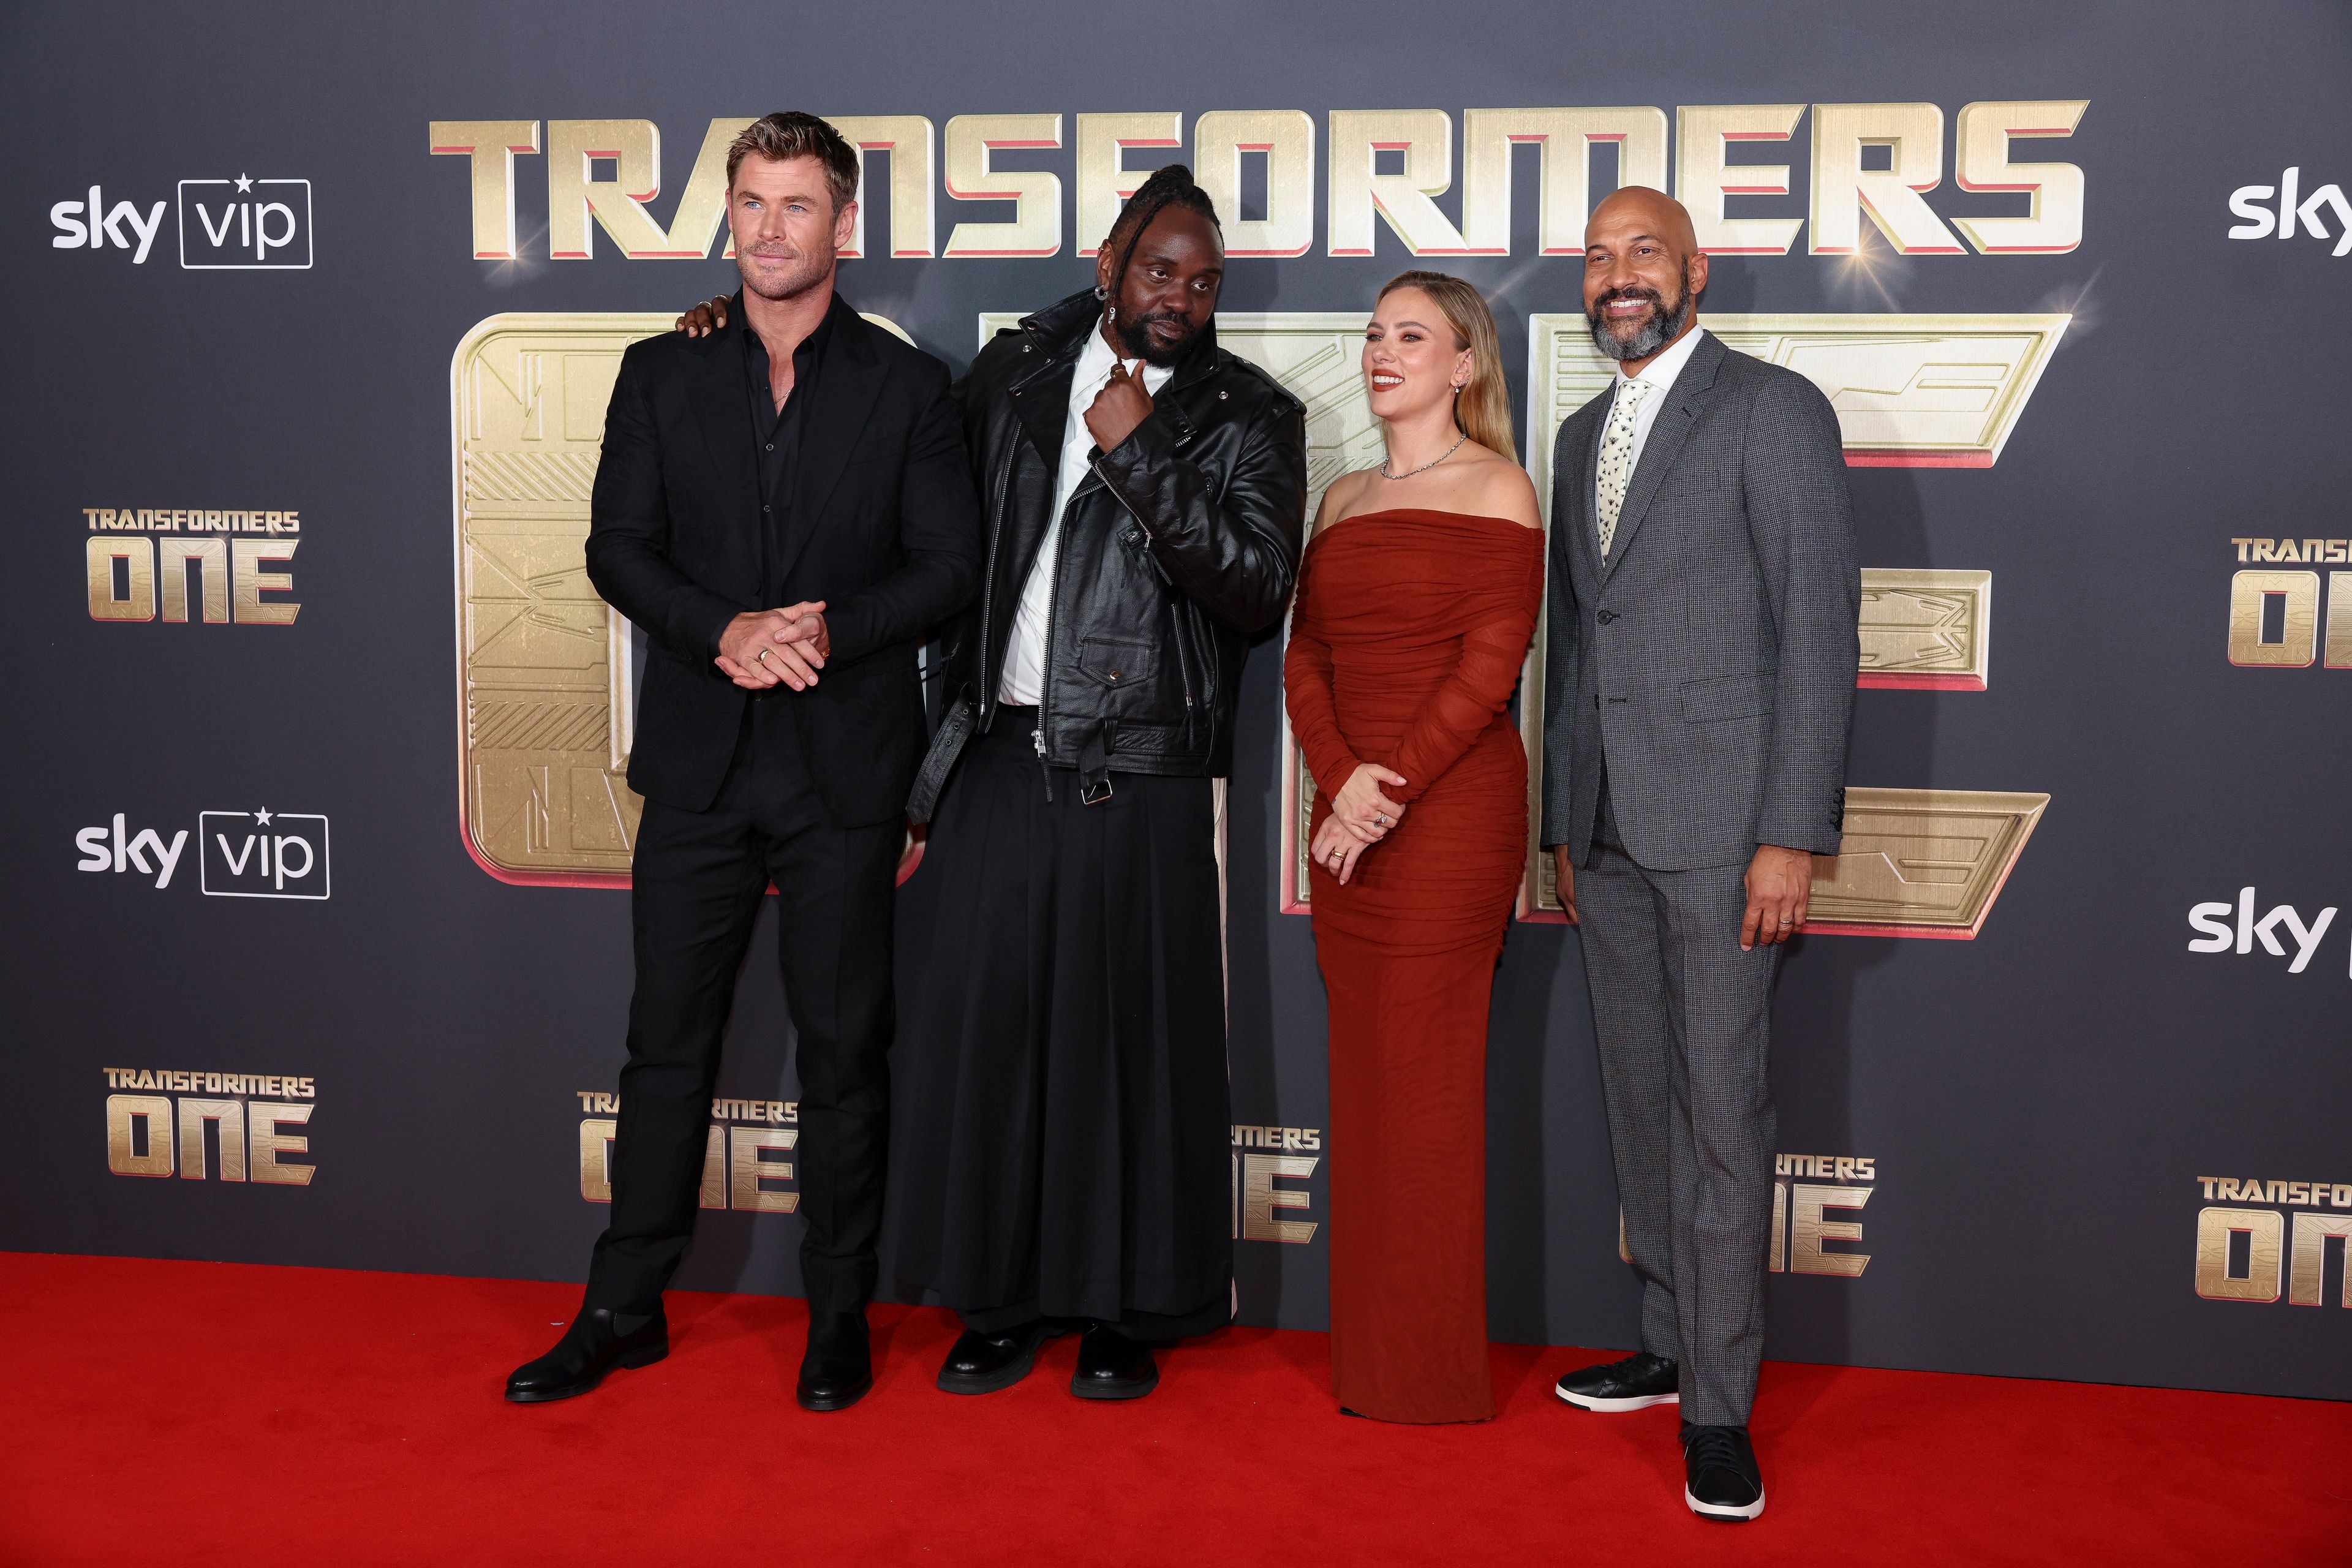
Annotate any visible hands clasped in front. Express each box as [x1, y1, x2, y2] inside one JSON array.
[[1309, 763, 1409, 886], [717, 601, 829, 691]]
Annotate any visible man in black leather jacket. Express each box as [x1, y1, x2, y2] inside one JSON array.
[[898, 165, 1307, 1401]]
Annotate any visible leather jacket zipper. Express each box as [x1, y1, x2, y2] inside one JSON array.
[[1033, 486, 1079, 802], [974, 426, 1017, 730]]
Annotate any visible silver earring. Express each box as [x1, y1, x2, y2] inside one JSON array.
[[1093, 284, 1108, 300], [1107, 305, 1117, 322]]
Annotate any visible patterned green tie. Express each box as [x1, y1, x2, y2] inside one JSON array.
[[1596, 379, 1653, 560]]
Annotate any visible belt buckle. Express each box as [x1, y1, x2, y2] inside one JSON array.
[[1079, 777, 1115, 807]]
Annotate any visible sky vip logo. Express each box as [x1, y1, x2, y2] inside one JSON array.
[[48, 185, 165, 262], [201, 810, 330, 899], [178, 176, 312, 269], [2185, 889, 2339, 975], [75, 815, 189, 889], [577, 1091, 800, 1211], [1233, 1123, 1322, 1244], [2193, 1175, 2352, 1306], [75, 810, 330, 897], [47, 176, 312, 268], [2228, 168, 2352, 256]]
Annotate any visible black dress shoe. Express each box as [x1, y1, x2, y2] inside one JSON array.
[[936, 1321, 1062, 1395], [1681, 1423, 1766, 1521], [796, 1308, 873, 1412], [1554, 1350, 1679, 1412], [1070, 1324, 1158, 1400], [505, 1306, 668, 1404]]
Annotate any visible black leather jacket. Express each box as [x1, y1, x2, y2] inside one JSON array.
[[942, 289, 1306, 789]]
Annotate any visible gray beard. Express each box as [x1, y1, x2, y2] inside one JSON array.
[[1589, 288, 1693, 362]]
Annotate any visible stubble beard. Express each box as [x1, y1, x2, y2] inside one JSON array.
[[738, 244, 832, 304]]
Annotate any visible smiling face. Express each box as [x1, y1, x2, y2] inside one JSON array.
[[728, 153, 856, 303], [1098, 204, 1223, 366], [1362, 285, 1474, 423], [1581, 187, 1708, 365]]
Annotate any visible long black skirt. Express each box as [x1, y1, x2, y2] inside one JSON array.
[[891, 712, 1234, 1339]]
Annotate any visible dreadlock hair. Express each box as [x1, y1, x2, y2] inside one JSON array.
[[1100, 164, 1223, 302]]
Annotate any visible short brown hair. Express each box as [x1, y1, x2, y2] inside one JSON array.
[[726, 112, 859, 213]]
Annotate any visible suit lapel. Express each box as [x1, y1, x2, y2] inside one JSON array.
[[682, 304, 763, 587], [777, 302, 885, 586], [1599, 331, 1725, 586]]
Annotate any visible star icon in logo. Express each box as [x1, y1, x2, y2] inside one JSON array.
[[235, 174, 253, 193], [254, 808, 273, 825]]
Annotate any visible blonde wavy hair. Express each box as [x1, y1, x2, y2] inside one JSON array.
[[1376, 270, 1515, 462]]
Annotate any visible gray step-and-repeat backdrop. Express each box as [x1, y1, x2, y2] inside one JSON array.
[[6, 0, 2346, 1401]]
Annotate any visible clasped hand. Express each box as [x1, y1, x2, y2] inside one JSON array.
[[717, 602, 829, 691], [1309, 763, 1408, 886]]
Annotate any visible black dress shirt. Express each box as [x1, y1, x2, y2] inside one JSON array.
[[743, 298, 837, 605]]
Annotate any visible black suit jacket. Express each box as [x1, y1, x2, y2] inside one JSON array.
[[586, 293, 982, 826]]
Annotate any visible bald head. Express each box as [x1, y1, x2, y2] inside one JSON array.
[[1583, 186, 1708, 369], [1586, 186, 1699, 255]]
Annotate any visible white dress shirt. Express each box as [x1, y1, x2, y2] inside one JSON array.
[[1596, 325, 1708, 509], [998, 324, 1175, 706]]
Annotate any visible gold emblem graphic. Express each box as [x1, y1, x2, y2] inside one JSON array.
[[1860, 568, 1992, 690], [452, 314, 666, 886], [1523, 312, 2071, 473], [1802, 788, 2050, 938]]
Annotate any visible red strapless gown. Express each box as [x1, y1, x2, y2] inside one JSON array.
[[1284, 508, 1544, 1423]]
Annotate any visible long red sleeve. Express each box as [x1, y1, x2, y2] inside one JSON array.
[[1387, 543, 1543, 804], [1283, 580, 1363, 799]]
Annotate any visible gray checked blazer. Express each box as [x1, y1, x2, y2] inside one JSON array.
[[1540, 331, 1860, 870]]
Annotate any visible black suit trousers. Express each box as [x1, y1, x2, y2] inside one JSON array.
[[586, 713, 900, 1314]]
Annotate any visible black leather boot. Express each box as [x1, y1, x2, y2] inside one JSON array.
[[1071, 1324, 1158, 1400], [796, 1308, 873, 1412], [935, 1321, 1063, 1395], [505, 1306, 669, 1404]]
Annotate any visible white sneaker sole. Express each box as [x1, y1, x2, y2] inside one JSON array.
[[1685, 1484, 1765, 1522], [1553, 1384, 1680, 1412]]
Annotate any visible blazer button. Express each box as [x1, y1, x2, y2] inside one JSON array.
[[1596, 609, 1618, 624]]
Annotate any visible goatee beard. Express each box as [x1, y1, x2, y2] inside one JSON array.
[[1115, 311, 1197, 368], [1588, 284, 1693, 362]]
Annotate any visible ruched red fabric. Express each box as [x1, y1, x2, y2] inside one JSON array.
[[1284, 508, 1544, 1423]]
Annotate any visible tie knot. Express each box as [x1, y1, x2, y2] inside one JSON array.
[[1615, 379, 1653, 407]]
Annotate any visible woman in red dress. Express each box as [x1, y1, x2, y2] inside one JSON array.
[[1284, 272, 1544, 1423]]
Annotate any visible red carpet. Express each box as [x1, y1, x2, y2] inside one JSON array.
[[2, 1253, 2345, 1566]]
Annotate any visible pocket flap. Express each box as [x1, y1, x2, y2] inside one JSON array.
[[1076, 636, 1156, 689], [1679, 672, 1771, 722]]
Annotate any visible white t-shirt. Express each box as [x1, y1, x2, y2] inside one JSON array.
[[997, 323, 1175, 707]]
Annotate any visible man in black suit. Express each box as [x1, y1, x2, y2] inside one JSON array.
[[505, 112, 981, 1412]]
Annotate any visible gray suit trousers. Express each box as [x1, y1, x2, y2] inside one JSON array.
[[1579, 794, 1780, 1427]]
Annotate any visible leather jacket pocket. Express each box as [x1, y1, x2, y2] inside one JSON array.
[[1678, 671, 1771, 723], [1076, 635, 1158, 691]]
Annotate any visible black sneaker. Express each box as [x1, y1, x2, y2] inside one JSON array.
[[1681, 1423, 1765, 1521], [1553, 1351, 1679, 1412]]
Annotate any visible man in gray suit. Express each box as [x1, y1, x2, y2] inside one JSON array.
[[1542, 186, 1858, 1523]]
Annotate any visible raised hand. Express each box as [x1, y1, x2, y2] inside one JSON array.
[[1082, 360, 1154, 453]]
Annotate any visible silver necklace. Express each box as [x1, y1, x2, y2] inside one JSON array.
[[1381, 431, 1466, 480]]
